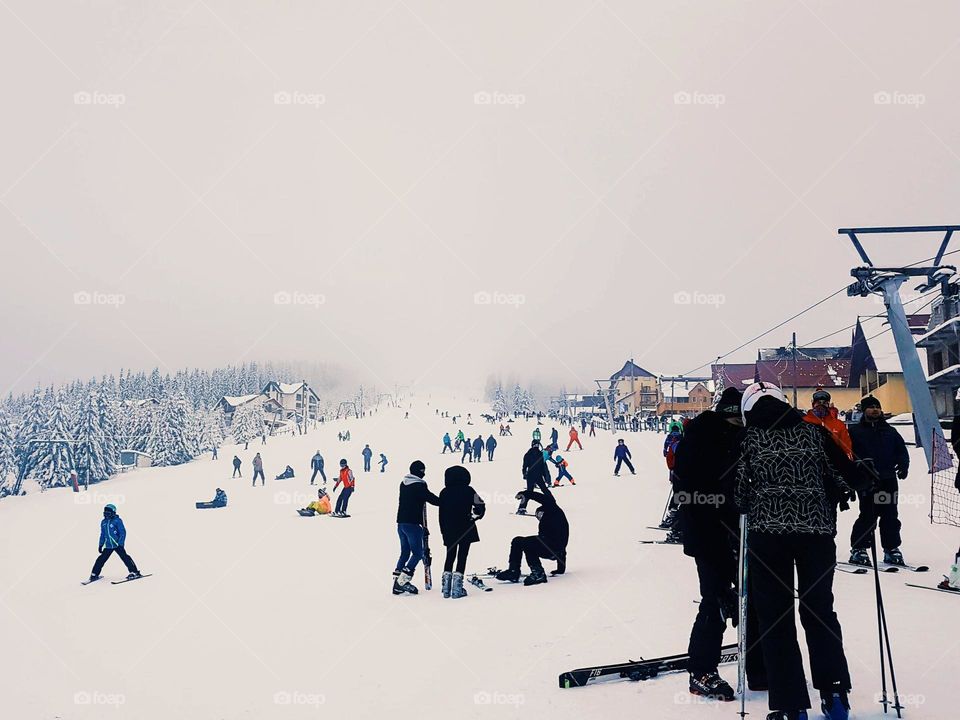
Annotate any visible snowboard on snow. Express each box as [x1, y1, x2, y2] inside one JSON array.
[[559, 644, 738, 688]]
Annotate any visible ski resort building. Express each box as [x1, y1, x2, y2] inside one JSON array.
[[657, 377, 714, 416], [216, 394, 283, 423], [848, 315, 929, 416], [755, 346, 859, 412], [607, 360, 660, 416], [712, 362, 757, 392], [917, 288, 960, 417], [261, 381, 321, 423]]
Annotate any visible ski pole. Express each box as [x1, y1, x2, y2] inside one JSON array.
[[737, 513, 749, 719], [869, 522, 903, 717]]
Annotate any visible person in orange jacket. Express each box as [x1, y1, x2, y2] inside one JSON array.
[[802, 388, 853, 459], [566, 426, 582, 451], [332, 459, 356, 517]]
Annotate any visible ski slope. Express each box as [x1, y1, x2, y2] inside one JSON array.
[[0, 398, 956, 719]]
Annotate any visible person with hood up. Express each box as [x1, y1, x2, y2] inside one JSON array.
[[232, 455, 242, 477], [89, 504, 141, 582], [518, 440, 552, 514], [485, 434, 497, 461], [393, 460, 439, 595], [438, 465, 485, 598], [472, 435, 484, 462], [299, 488, 332, 516], [461, 436, 473, 463], [735, 382, 872, 720], [566, 426, 583, 451], [802, 388, 853, 459], [496, 490, 568, 586]]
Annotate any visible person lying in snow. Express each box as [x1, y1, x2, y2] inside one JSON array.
[[275, 465, 295, 480], [196, 488, 227, 509]]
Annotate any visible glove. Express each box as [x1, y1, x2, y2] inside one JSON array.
[[515, 491, 525, 501], [896, 467, 908, 480]]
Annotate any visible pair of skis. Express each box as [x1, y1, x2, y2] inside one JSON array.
[[81, 574, 152, 586], [558, 644, 738, 688]]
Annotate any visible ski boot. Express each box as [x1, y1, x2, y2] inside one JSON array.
[[659, 509, 677, 529], [441, 571, 453, 599], [938, 559, 960, 591], [392, 569, 418, 595], [848, 548, 871, 566], [569, 478, 576, 485], [689, 671, 735, 702], [88, 574, 100, 583], [820, 688, 850, 720], [495, 567, 521, 583], [765, 712, 808, 720], [664, 528, 683, 544], [450, 572, 468, 599], [126, 572, 142, 580], [883, 548, 905, 566], [523, 568, 548, 586], [552, 481, 561, 488], [516, 508, 527, 515]]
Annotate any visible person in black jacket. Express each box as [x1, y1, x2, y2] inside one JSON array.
[[438, 465, 486, 599], [496, 490, 568, 586], [393, 460, 440, 595], [847, 395, 910, 567], [517, 441, 552, 513], [672, 387, 763, 702]]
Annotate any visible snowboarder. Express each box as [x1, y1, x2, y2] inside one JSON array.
[[299, 488, 332, 516], [332, 459, 355, 517], [736, 383, 870, 720], [485, 434, 497, 461], [196, 488, 228, 509], [442, 432, 454, 454], [847, 395, 910, 567], [438, 465, 486, 598], [802, 388, 853, 459], [566, 426, 582, 451], [461, 437, 473, 463], [552, 453, 575, 486], [393, 460, 439, 595], [613, 438, 635, 476], [89, 504, 141, 582], [379, 453, 388, 473], [275, 465, 295, 480], [232, 455, 241, 477], [362, 444, 373, 472], [252, 453, 265, 486], [471, 435, 483, 462], [518, 440, 552, 514], [496, 490, 568, 585], [310, 450, 326, 485]]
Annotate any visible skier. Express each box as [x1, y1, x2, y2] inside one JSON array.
[[580, 417, 587, 433], [232, 455, 241, 477], [847, 395, 910, 567], [310, 450, 326, 485], [613, 438, 635, 476], [252, 453, 265, 486], [442, 432, 454, 454], [332, 459, 355, 517], [661, 425, 684, 535], [275, 465, 295, 480], [550, 427, 559, 449], [379, 453, 388, 473], [455, 429, 465, 451], [485, 434, 497, 461], [461, 436, 473, 463], [362, 444, 373, 472], [472, 435, 483, 462], [196, 488, 228, 509], [89, 504, 141, 582], [589, 420, 596, 437], [672, 387, 761, 702], [552, 453, 575, 486], [566, 426, 582, 451], [393, 460, 439, 595], [438, 465, 486, 598], [518, 440, 552, 514], [211, 446, 218, 460], [802, 388, 853, 459], [736, 383, 870, 720], [299, 488, 332, 516], [532, 427, 541, 444], [496, 490, 568, 585]]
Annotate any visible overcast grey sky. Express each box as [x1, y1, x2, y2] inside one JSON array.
[[1, 1, 959, 397]]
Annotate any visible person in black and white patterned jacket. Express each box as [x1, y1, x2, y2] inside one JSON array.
[[735, 383, 872, 720]]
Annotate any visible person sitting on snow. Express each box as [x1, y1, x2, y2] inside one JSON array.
[[275, 465, 295, 480], [196, 488, 228, 509], [496, 490, 568, 586], [300, 488, 332, 516]]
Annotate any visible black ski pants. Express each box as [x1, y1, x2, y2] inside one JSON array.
[[517, 476, 551, 511], [850, 480, 902, 551], [443, 540, 472, 573], [508, 535, 559, 572], [92, 546, 139, 576], [614, 456, 635, 474]]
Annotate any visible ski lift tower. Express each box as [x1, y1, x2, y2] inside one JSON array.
[[841, 224, 959, 472]]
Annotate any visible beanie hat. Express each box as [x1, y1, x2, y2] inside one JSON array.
[[715, 387, 743, 418], [861, 396, 881, 410], [409, 460, 426, 477], [444, 465, 471, 485]]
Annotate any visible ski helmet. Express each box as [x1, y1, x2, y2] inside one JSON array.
[[812, 388, 831, 404], [103, 503, 117, 514], [339, 458, 347, 467], [741, 382, 786, 420]]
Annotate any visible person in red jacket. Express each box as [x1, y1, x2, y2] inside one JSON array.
[[332, 459, 355, 517], [802, 388, 853, 459], [566, 426, 582, 451]]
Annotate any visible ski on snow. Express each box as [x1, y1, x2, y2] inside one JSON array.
[[422, 505, 433, 591], [905, 582, 959, 596], [110, 574, 152, 585], [882, 563, 929, 573], [835, 564, 869, 575], [836, 561, 897, 573], [559, 644, 738, 688]]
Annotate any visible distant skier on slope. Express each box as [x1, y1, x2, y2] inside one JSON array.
[[566, 426, 582, 451], [361, 444, 373, 472], [461, 436, 473, 463], [438, 465, 485, 598], [550, 427, 559, 449], [88, 504, 141, 583], [442, 432, 454, 454], [485, 434, 497, 461], [252, 453, 265, 486], [393, 460, 439, 595], [532, 427, 541, 444], [379, 453, 388, 473], [310, 450, 326, 485], [496, 490, 568, 586], [613, 438, 635, 476], [232, 455, 242, 477]]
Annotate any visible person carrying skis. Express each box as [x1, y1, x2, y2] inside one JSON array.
[[379, 453, 389, 473], [232, 455, 242, 477], [471, 435, 483, 462], [736, 382, 871, 720], [518, 440, 552, 514], [299, 488, 332, 516], [393, 460, 439, 595], [332, 459, 355, 517], [552, 453, 575, 486], [613, 438, 635, 476], [461, 436, 473, 463], [847, 395, 910, 567], [802, 388, 853, 459], [496, 490, 568, 586], [310, 450, 326, 485], [438, 465, 486, 598], [361, 444, 373, 472], [672, 387, 762, 702], [485, 434, 497, 461], [442, 432, 454, 454], [89, 504, 141, 582], [252, 453, 265, 486], [566, 426, 582, 451]]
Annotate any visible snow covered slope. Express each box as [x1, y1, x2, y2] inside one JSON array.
[[0, 399, 956, 719]]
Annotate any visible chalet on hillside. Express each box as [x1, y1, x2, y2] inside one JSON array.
[[607, 360, 659, 416], [755, 346, 859, 411], [217, 394, 283, 423], [261, 381, 321, 422], [657, 377, 714, 416]]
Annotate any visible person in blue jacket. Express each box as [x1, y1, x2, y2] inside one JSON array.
[[614, 438, 635, 476], [472, 436, 484, 462], [442, 432, 454, 454], [89, 504, 141, 582], [461, 436, 473, 463], [379, 453, 389, 473], [362, 444, 373, 472], [485, 434, 497, 461], [310, 450, 326, 485]]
